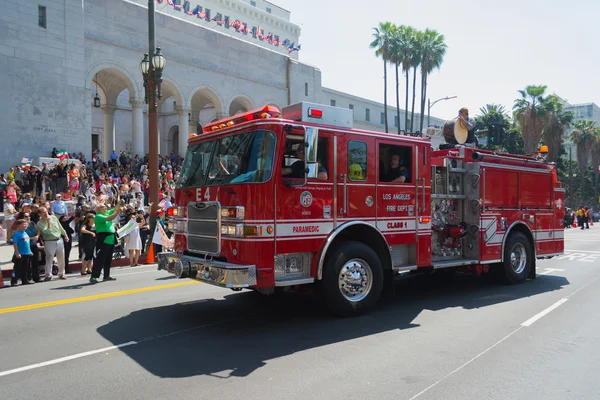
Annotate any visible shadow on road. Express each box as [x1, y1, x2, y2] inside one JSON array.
[[97, 272, 569, 379]]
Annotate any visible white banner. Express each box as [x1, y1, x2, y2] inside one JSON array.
[[152, 222, 174, 248], [117, 218, 137, 238]]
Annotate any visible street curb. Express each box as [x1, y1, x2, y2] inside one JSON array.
[[2, 256, 150, 280]]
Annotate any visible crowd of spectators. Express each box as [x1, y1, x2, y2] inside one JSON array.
[[2, 150, 182, 286]]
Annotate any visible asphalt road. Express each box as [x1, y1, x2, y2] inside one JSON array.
[[1, 227, 599, 400]]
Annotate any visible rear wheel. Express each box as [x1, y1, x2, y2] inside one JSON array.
[[501, 232, 533, 284], [322, 241, 384, 317]]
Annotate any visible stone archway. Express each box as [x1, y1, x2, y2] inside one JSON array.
[[190, 87, 224, 129], [167, 125, 179, 155], [88, 67, 139, 157], [228, 95, 255, 116]]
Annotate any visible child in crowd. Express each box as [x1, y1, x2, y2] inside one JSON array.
[[11, 219, 33, 286]]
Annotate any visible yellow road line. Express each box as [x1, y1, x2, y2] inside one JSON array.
[[0, 281, 199, 314]]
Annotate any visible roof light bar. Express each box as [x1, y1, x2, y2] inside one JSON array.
[[203, 105, 281, 133]]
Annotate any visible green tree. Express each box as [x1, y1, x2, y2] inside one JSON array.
[[542, 95, 573, 163], [570, 120, 596, 205], [475, 104, 523, 154], [418, 28, 447, 132], [370, 22, 394, 133], [590, 127, 600, 206], [475, 104, 508, 150], [513, 85, 551, 155]]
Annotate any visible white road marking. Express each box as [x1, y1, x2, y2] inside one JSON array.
[[554, 253, 600, 262], [408, 327, 524, 400], [0, 314, 255, 378], [0, 341, 138, 378], [521, 298, 569, 327], [409, 270, 600, 399], [537, 268, 565, 275]]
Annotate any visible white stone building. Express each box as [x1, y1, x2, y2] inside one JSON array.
[[0, 0, 443, 171]]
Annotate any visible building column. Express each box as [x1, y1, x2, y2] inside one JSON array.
[[101, 104, 117, 157], [190, 118, 200, 135], [177, 106, 190, 156], [130, 99, 145, 157], [214, 112, 228, 121]]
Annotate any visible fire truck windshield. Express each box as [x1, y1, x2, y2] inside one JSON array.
[[177, 130, 276, 188]]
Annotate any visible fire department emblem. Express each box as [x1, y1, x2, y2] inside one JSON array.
[[365, 196, 374, 207], [300, 191, 313, 207], [556, 199, 562, 210]]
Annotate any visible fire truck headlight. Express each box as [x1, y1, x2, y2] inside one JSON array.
[[221, 206, 245, 220], [221, 224, 244, 237], [170, 206, 186, 218]]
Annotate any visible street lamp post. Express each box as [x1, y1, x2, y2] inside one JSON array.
[[141, 0, 166, 232], [428, 96, 457, 127]]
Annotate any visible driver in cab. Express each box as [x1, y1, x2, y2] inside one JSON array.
[[282, 145, 328, 181], [382, 153, 409, 183]]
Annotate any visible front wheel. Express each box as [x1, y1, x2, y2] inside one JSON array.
[[321, 241, 384, 317], [501, 232, 533, 284]]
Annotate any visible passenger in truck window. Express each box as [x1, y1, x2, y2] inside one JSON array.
[[282, 146, 328, 180], [382, 153, 409, 183]]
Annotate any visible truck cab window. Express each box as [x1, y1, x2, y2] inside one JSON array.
[[282, 135, 329, 181], [348, 140, 367, 181], [379, 144, 411, 184]]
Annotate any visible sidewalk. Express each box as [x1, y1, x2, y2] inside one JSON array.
[[1, 240, 150, 280]]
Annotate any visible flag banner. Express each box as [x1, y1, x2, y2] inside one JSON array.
[[152, 222, 174, 247], [56, 149, 69, 160], [21, 157, 32, 169], [117, 218, 138, 239]]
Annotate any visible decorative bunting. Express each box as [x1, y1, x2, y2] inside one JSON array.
[[156, 0, 299, 52]]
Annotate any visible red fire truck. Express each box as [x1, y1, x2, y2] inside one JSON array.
[[159, 102, 564, 316]]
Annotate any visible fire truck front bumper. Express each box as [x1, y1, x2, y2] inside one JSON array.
[[157, 252, 257, 289]]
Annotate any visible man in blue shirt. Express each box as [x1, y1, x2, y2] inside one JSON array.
[[11, 219, 33, 286], [51, 194, 67, 218]]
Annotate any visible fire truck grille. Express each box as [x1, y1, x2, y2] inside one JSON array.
[[187, 202, 219, 220], [188, 221, 218, 236], [187, 202, 221, 255], [187, 236, 219, 254]]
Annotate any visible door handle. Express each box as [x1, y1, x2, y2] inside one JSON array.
[[339, 173, 347, 215]]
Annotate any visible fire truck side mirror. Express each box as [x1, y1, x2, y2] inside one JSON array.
[[305, 127, 319, 164]]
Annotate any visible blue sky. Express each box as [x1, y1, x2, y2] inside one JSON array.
[[275, 0, 599, 121]]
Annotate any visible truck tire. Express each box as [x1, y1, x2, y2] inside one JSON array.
[[501, 232, 533, 284], [322, 241, 384, 317]]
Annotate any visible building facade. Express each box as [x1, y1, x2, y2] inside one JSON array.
[[0, 0, 443, 171]]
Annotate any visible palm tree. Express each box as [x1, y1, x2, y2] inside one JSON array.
[[370, 22, 394, 133], [476, 104, 509, 150], [418, 28, 447, 132], [570, 120, 596, 204], [590, 128, 600, 205], [388, 24, 403, 134], [479, 104, 507, 116], [542, 95, 573, 163], [399, 26, 415, 132], [513, 85, 551, 155], [409, 30, 422, 132]]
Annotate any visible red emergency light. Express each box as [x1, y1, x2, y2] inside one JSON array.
[[308, 107, 323, 118], [202, 105, 281, 133]]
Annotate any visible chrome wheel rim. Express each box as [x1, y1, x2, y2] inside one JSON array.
[[338, 258, 373, 302], [510, 243, 527, 274]]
